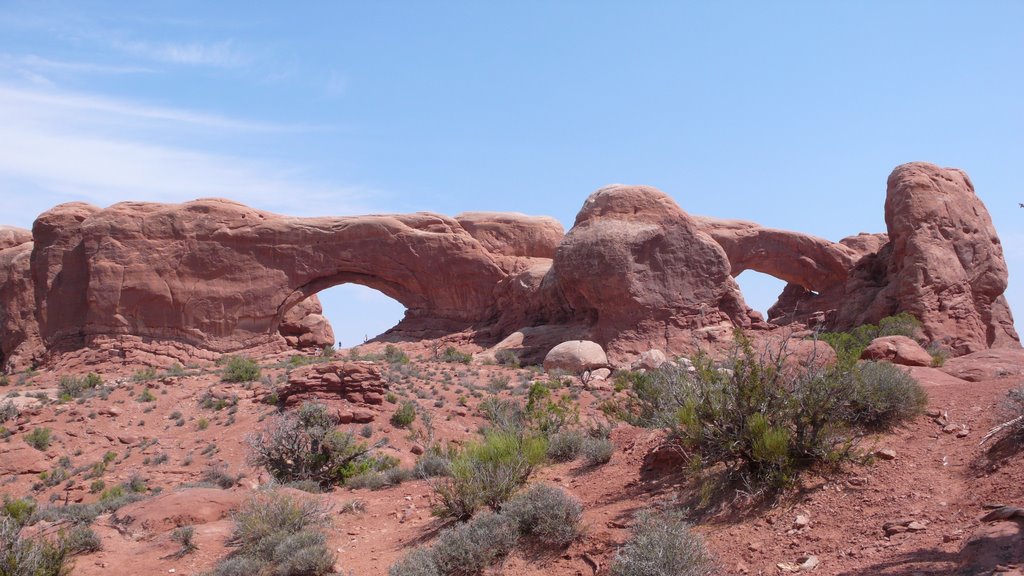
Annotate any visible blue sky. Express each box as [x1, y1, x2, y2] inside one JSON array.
[[1, 1, 1022, 347]]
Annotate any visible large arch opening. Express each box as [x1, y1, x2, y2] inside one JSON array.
[[734, 270, 788, 320], [315, 284, 408, 348]]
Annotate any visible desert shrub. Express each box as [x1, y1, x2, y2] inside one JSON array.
[[222, 356, 261, 383], [431, 512, 519, 575], [486, 374, 510, 393], [137, 388, 156, 403], [848, 361, 927, 429], [345, 468, 407, 491], [0, 516, 71, 576], [494, 349, 520, 368], [606, 332, 922, 492], [525, 382, 578, 437], [58, 373, 102, 399], [214, 491, 334, 576], [211, 555, 263, 576], [170, 525, 197, 557], [247, 401, 390, 487], [131, 367, 158, 382], [2, 497, 37, 525], [413, 452, 452, 479], [320, 344, 335, 358], [60, 525, 101, 554], [390, 401, 417, 428], [384, 344, 410, 365], [432, 432, 547, 520], [25, 427, 52, 451], [996, 386, 1024, 443], [478, 396, 526, 436], [818, 312, 921, 365], [546, 429, 584, 462], [0, 401, 17, 423], [388, 547, 441, 576], [31, 489, 144, 525], [440, 347, 472, 364], [610, 508, 715, 576], [582, 436, 615, 465], [202, 463, 242, 489], [501, 484, 583, 547]]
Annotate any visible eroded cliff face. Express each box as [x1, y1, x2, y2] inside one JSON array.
[[0, 162, 1016, 370]]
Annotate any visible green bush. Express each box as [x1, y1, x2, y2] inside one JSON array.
[[818, 312, 921, 365], [610, 508, 715, 576], [25, 427, 52, 451], [430, 512, 519, 575], [440, 347, 472, 364], [390, 401, 417, 428], [2, 497, 37, 526], [384, 344, 410, 365], [432, 432, 547, 520], [222, 356, 261, 383], [525, 382, 578, 437], [58, 373, 102, 399], [131, 367, 158, 382], [210, 491, 335, 576], [501, 484, 583, 547], [247, 402, 391, 487], [607, 331, 924, 493]]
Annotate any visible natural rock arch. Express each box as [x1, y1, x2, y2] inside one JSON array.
[[0, 162, 1016, 370]]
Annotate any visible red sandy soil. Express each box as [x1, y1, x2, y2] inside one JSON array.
[[1, 347, 1022, 576]]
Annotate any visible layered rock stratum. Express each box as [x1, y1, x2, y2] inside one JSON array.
[[0, 161, 1017, 371]]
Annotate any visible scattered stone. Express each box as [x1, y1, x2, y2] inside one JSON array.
[[794, 515, 810, 529], [875, 448, 898, 461]]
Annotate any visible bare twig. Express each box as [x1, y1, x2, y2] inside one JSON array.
[[979, 415, 1023, 446]]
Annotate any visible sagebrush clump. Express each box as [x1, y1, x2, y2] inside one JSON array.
[[209, 491, 335, 576], [610, 508, 716, 576]]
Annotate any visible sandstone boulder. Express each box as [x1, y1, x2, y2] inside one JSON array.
[[860, 335, 933, 367], [543, 340, 608, 373], [633, 349, 668, 371]]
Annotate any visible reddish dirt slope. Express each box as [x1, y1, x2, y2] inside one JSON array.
[[1, 348, 1022, 576]]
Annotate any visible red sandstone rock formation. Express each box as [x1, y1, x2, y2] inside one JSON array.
[[769, 162, 1018, 354], [0, 162, 1016, 369], [277, 361, 388, 423], [549, 185, 751, 358]]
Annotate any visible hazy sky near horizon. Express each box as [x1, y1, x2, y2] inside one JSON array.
[[1, 1, 1022, 346]]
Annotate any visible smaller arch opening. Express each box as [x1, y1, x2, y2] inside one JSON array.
[[734, 270, 788, 320], [315, 284, 408, 348]]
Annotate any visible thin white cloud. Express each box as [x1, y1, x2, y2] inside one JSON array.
[[0, 83, 375, 227], [111, 39, 247, 67], [0, 85, 316, 132], [0, 53, 150, 75]]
